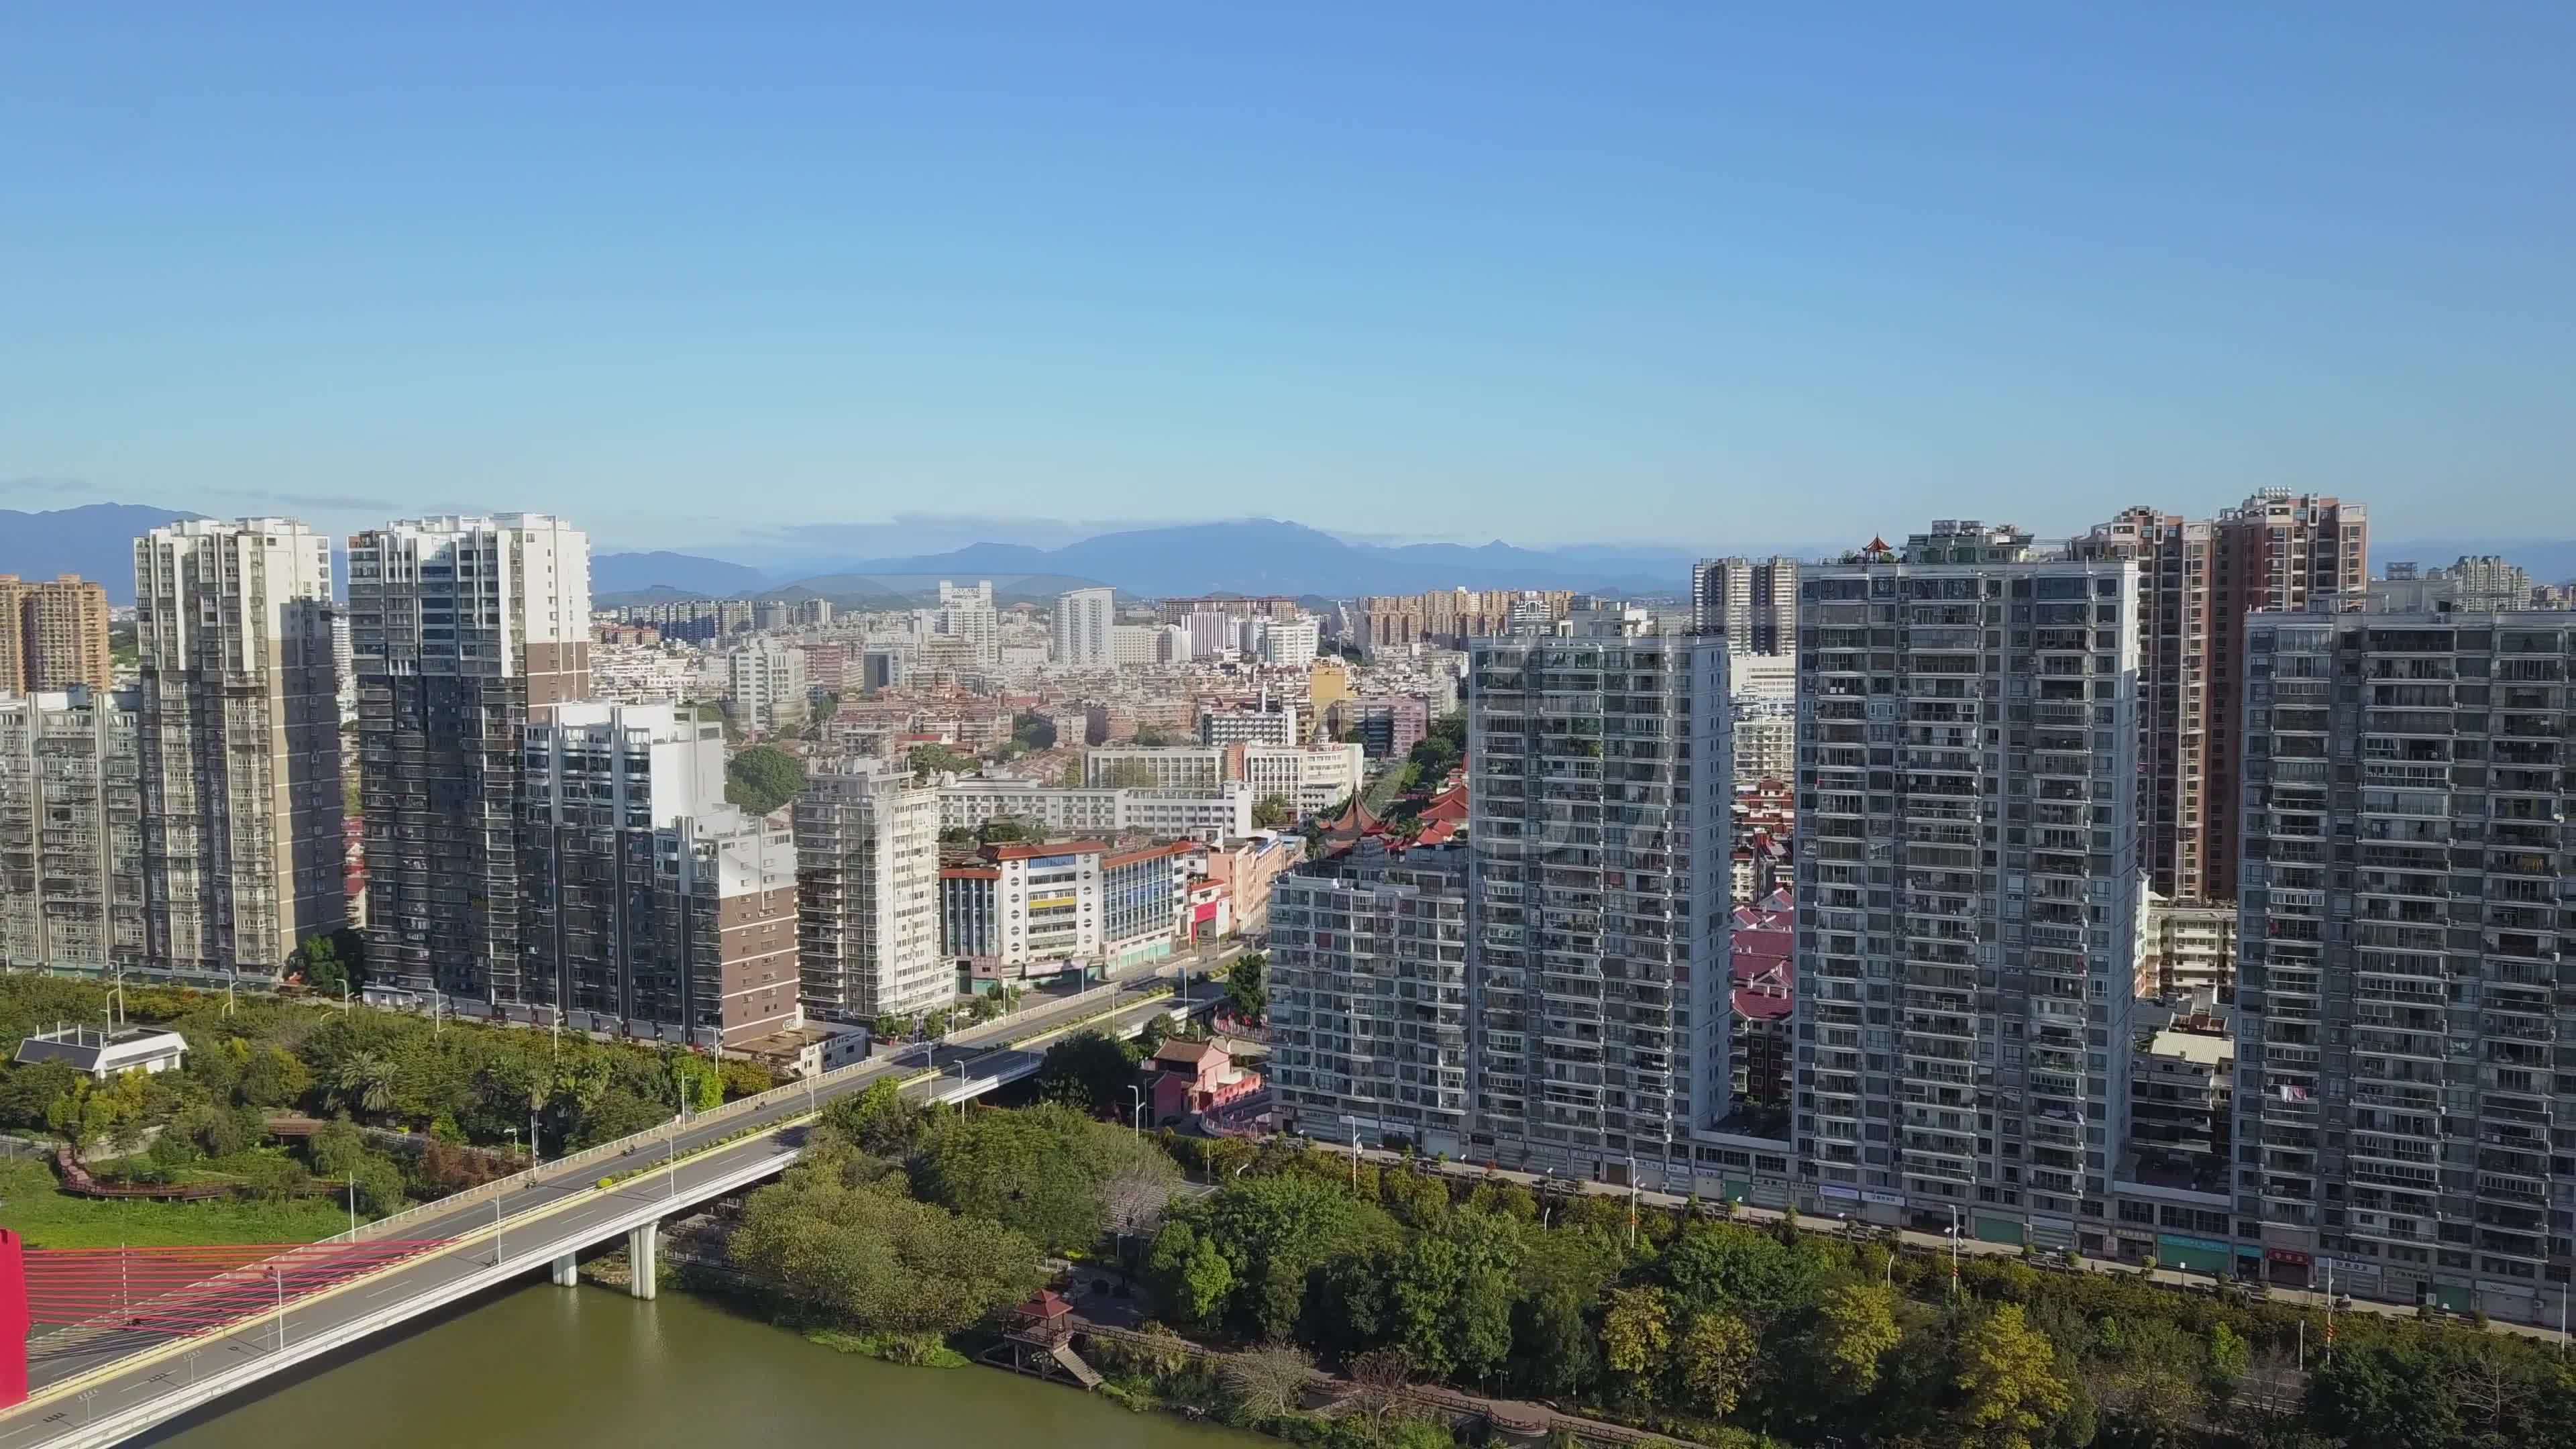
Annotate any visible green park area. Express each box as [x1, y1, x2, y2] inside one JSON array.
[[0, 972, 777, 1250], [0, 1157, 351, 1250]]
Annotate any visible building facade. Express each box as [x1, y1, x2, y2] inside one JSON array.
[[934, 580, 1001, 665], [1690, 557, 1799, 655], [521, 702, 800, 1048], [1053, 587, 1114, 667], [0, 574, 113, 694], [2233, 612, 2573, 1318], [1466, 621, 1731, 1188], [1085, 741, 1362, 818], [1269, 840, 1471, 1153], [2077, 491, 2367, 904], [350, 514, 590, 1014], [1792, 525, 2143, 1245], [934, 777, 1256, 842], [726, 639, 808, 735], [0, 687, 146, 976], [133, 519, 345, 980], [794, 760, 946, 1022], [938, 839, 1189, 975]]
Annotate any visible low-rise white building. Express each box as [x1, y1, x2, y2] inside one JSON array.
[[15, 1024, 189, 1079], [936, 777, 1254, 842]]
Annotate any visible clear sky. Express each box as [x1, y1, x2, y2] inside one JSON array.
[[5, 3, 2571, 553]]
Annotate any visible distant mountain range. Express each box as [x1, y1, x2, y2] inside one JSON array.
[[13, 504, 2576, 608], [0, 504, 203, 600], [598, 519, 1738, 604]]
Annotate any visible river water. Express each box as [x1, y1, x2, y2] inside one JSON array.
[[145, 1283, 1260, 1449]]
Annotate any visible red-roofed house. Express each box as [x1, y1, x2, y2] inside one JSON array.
[[1148, 1037, 1262, 1123], [1731, 890, 1793, 1106]]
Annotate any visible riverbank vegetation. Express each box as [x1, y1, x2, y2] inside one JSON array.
[[0, 974, 777, 1238], [1140, 1136, 2576, 1449]]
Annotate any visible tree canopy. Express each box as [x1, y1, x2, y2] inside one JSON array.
[[1252, 793, 1295, 828], [1032, 1030, 1141, 1114], [724, 745, 807, 816]]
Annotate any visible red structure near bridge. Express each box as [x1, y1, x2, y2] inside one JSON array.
[[0, 1234, 444, 1409]]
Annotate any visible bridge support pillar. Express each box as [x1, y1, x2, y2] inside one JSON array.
[[627, 1222, 657, 1301], [550, 1253, 576, 1287]]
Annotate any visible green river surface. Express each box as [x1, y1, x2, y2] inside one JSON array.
[[143, 1283, 1262, 1449]]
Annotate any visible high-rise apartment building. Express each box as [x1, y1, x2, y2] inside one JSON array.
[[2233, 612, 2573, 1318], [726, 639, 808, 735], [1255, 616, 1321, 670], [2077, 491, 2367, 902], [0, 687, 146, 975], [1690, 557, 1799, 655], [0, 574, 113, 694], [1466, 618, 1730, 1189], [1053, 588, 1114, 667], [1792, 523, 2142, 1245], [1359, 590, 1576, 654], [521, 702, 799, 1048], [794, 760, 945, 1022], [133, 519, 344, 980], [1269, 839, 1472, 1153], [349, 514, 590, 1014], [935, 580, 1001, 665]]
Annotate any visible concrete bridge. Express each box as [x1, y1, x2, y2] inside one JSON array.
[[0, 962, 1228, 1449]]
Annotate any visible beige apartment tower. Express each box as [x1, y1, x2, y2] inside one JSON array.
[[133, 519, 345, 979], [0, 574, 114, 694]]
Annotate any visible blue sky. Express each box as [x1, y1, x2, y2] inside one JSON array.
[[4, 3, 2570, 553]]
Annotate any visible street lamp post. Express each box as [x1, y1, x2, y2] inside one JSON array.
[[1128, 1084, 1145, 1138]]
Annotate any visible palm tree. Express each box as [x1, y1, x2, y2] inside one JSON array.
[[331, 1051, 396, 1118]]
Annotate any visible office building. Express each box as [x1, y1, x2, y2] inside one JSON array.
[[794, 760, 945, 1022], [1053, 588, 1115, 667], [350, 513, 589, 1014], [2076, 491, 2367, 903], [0, 687, 145, 976], [935, 580, 1001, 665], [521, 702, 799, 1048], [2233, 612, 2573, 1318], [726, 639, 808, 735], [1269, 839, 1471, 1153], [939, 839, 1190, 977], [0, 574, 113, 694], [1690, 557, 1799, 654], [1791, 523, 2143, 1244], [1466, 616, 1731, 1188], [133, 519, 345, 980]]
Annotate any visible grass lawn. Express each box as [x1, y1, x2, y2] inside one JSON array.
[[0, 1159, 350, 1250]]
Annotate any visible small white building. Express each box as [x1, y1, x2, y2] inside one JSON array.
[[14, 1025, 189, 1079]]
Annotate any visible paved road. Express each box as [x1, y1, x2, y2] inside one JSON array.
[[1, 956, 1234, 1448]]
